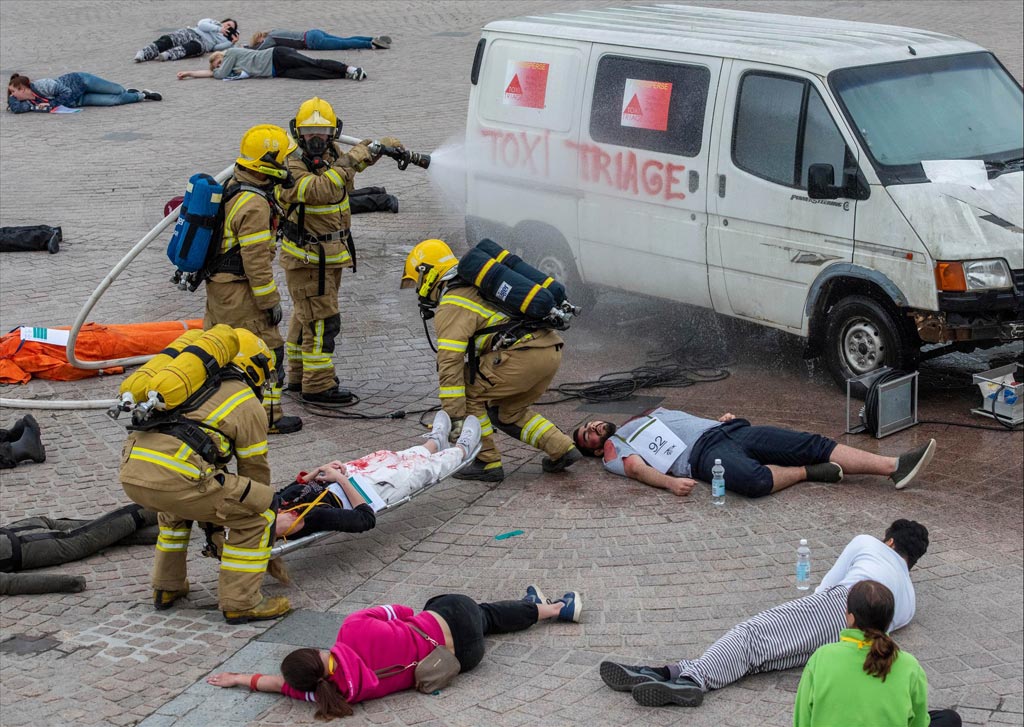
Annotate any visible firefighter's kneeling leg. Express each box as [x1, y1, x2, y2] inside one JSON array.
[[214, 474, 276, 613]]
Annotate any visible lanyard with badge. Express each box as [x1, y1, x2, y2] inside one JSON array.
[[621, 415, 687, 474]]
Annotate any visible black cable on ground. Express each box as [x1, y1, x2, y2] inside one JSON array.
[[287, 392, 438, 422], [916, 419, 1022, 432], [538, 342, 731, 405]]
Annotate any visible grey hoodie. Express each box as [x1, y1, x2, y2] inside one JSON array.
[[193, 18, 233, 52]]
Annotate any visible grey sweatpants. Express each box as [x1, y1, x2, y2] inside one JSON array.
[[675, 585, 850, 691]]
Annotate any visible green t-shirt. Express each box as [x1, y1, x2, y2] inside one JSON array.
[[794, 628, 929, 727]]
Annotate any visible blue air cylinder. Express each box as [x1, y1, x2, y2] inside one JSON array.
[[166, 173, 223, 273], [474, 239, 567, 304], [457, 247, 560, 320]]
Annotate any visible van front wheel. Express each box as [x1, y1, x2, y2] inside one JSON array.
[[823, 295, 916, 388]]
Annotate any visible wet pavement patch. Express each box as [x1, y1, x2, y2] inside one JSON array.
[[0, 634, 61, 655], [256, 609, 340, 648]]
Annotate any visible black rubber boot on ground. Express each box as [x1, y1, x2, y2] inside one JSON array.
[[269, 415, 303, 435], [10, 415, 46, 464], [302, 387, 354, 405], [452, 458, 505, 482]]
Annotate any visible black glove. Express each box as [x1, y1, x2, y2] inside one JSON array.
[[266, 303, 283, 326]]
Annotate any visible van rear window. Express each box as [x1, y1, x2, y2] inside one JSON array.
[[590, 55, 710, 157]]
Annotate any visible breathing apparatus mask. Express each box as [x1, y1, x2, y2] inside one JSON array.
[[414, 263, 449, 320], [290, 98, 342, 170]]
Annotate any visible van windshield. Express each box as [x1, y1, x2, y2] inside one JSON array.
[[831, 52, 1023, 184]]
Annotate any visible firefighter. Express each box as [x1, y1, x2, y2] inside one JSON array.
[[204, 124, 301, 434], [275, 97, 402, 404], [401, 239, 582, 482], [119, 329, 291, 624]]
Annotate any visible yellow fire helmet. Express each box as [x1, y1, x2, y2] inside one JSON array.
[[236, 124, 296, 180], [291, 96, 341, 136], [232, 328, 274, 395], [401, 239, 459, 303]]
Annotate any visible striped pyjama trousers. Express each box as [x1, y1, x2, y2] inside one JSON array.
[[676, 585, 849, 691]]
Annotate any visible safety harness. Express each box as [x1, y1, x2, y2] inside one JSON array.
[[126, 368, 248, 468], [280, 152, 357, 297]]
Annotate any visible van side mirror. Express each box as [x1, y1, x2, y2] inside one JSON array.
[[807, 163, 842, 199]]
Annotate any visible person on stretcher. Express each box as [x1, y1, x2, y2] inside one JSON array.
[[274, 412, 482, 538]]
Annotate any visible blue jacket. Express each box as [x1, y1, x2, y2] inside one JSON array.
[[7, 73, 88, 113]]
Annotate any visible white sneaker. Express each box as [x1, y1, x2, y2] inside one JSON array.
[[345, 66, 367, 81], [427, 410, 451, 448], [456, 415, 482, 460]]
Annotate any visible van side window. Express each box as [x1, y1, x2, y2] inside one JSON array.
[[590, 55, 710, 157], [733, 72, 849, 189]]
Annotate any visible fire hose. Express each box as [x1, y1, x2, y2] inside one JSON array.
[[1, 137, 429, 410]]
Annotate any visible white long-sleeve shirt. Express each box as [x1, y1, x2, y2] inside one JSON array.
[[816, 534, 916, 631]]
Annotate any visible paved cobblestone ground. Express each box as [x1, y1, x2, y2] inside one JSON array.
[[1, 2, 1022, 726]]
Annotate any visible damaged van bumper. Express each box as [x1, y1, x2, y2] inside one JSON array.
[[912, 284, 1024, 343]]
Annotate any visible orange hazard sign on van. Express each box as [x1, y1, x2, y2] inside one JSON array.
[[621, 79, 673, 131], [503, 61, 549, 109]]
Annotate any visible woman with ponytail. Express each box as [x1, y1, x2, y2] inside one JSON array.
[[794, 580, 961, 727], [206, 585, 581, 719]]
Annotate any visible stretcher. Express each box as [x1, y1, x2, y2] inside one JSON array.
[[269, 441, 482, 559]]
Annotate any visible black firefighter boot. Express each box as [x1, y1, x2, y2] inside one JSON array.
[[0, 415, 46, 468]]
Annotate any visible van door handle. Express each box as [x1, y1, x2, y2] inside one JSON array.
[[718, 174, 726, 198], [688, 170, 699, 193]]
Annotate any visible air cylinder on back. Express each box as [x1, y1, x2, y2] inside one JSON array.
[[145, 325, 239, 411], [457, 247, 560, 320], [474, 239, 567, 304]]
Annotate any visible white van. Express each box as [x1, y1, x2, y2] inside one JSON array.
[[463, 4, 1023, 386]]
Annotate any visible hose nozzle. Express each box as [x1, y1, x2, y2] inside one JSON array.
[[373, 143, 431, 170]]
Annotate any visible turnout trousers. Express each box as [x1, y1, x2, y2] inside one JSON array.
[[466, 345, 575, 466], [284, 265, 343, 394], [122, 476, 276, 612]]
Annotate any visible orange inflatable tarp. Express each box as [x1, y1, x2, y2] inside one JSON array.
[[0, 320, 203, 384]]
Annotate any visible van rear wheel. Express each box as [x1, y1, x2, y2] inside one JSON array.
[[823, 295, 917, 389]]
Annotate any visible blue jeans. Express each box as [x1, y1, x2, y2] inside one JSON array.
[[78, 73, 142, 107], [688, 419, 837, 498], [305, 29, 374, 50]]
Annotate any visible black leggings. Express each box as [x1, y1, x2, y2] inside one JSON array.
[[423, 594, 538, 672], [153, 31, 203, 58], [272, 46, 349, 80]]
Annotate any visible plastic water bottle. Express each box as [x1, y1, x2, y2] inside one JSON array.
[[711, 459, 726, 506], [796, 539, 811, 590]]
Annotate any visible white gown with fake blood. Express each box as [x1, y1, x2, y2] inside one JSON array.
[[343, 446, 465, 506]]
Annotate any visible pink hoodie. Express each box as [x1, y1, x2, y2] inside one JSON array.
[[281, 604, 448, 704]]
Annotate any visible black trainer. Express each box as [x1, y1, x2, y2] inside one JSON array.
[[599, 661, 668, 691], [302, 387, 354, 405], [452, 459, 504, 482], [142, 89, 162, 101], [542, 447, 583, 473], [890, 439, 936, 490], [631, 676, 704, 708]]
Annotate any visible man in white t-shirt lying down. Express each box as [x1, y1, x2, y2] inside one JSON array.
[[599, 519, 930, 709], [273, 411, 481, 538], [574, 408, 935, 498]]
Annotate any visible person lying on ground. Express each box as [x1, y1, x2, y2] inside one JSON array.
[[794, 580, 962, 727], [1, 504, 157, 573], [274, 412, 481, 538], [0, 503, 158, 595], [574, 407, 936, 498], [134, 18, 238, 62], [7, 72, 161, 113], [207, 585, 581, 718], [249, 29, 392, 51], [599, 519, 929, 709], [176, 46, 366, 82]]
